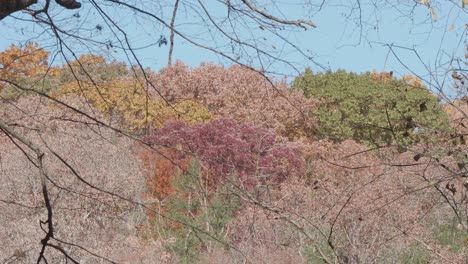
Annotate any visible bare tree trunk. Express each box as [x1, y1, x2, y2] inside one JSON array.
[[0, 0, 81, 20], [0, 0, 37, 20], [167, 0, 180, 67]]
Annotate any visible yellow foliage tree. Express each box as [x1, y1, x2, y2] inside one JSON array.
[[54, 55, 213, 131], [56, 75, 158, 131], [0, 43, 58, 95], [153, 99, 213, 127]]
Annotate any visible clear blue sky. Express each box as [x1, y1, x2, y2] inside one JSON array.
[[1, 1, 466, 98]]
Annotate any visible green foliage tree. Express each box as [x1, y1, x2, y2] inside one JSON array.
[[293, 69, 451, 146], [155, 159, 241, 263]]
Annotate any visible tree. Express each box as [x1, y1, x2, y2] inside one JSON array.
[[0, 43, 58, 99], [293, 69, 452, 147], [139, 118, 304, 261], [143, 117, 303, 188]]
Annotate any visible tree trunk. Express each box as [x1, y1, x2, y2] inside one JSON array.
[[0, 0, 37, 20], [0, 0, 81, 20]]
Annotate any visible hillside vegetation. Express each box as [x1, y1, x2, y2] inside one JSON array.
[[0, 44, 466, 263]]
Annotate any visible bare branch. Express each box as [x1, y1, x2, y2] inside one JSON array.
[[241, 0, 316, 29], [0, 117, 59, 262]]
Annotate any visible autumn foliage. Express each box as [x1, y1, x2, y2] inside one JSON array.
[[1, 44, 466, 262], [139, 148, 185, 200], [143, 118, 303, 192], [0, 43, 58, 97], [54, 55, 213, 131], [0, 43, 56, 81], [150, 61, 318, 139]]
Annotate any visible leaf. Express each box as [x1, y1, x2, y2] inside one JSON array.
[[431, 7, 438, 21], [428, 180, 436, 187]]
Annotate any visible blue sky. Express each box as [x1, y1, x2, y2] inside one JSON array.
[[0, 1, 466, 98]]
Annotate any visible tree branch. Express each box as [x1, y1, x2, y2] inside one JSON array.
[[0, 118, 55, 262], [55, 0, 81, 10], [240, 0, 316, 29]]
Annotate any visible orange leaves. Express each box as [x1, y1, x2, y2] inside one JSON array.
[[371, 69, 394, 85], [56, 55, 141, 127], [139, 148, 188, 200], [74, 54, 106, 65], [57, 75, 157, 130], [402, 74, 424, 89], [152, 99, 213, 127], [56, 79, 213, 130], [373, 70, 425, 90], [0, 43, 58, 86]]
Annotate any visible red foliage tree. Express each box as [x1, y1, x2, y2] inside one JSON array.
[[142, 118, 304, 191]]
